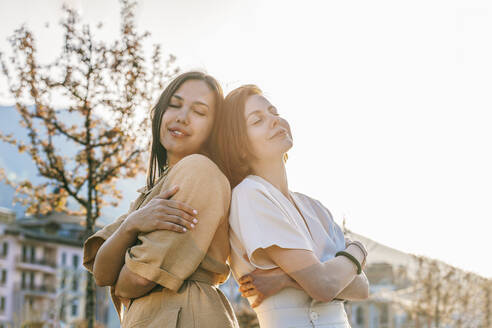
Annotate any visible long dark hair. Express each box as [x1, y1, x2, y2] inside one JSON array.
[[147, 71, 224, 190]]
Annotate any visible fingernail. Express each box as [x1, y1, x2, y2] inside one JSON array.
[[183, 228, 187, 232], [191, 223, 195, 228], [193, 218, 198, 224], [193, 209, 198, 215]]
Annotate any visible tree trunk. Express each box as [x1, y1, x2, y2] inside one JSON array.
[[485, 283, 491, 328], [84, 204, 95, 328], [85, 269, 96, 328]]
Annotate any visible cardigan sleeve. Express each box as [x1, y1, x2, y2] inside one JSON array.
[[124, 154, 231, 291]]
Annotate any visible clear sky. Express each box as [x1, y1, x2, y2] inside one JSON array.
[[1, 0, 491, 278]]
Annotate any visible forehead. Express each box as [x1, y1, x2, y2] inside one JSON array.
[[173, 79, 215, 103], [244, 94, 272, 115]]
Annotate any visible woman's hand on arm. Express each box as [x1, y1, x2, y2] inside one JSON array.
[[92, 186, 198, 286], [238, 267, 302, 308]]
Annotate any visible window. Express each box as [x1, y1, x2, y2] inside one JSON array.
[[21, 245, 27, 262], [1, 242, 7, 257], [22, 271, 35, 289], [29, 272, 35, 289], [356, 306, 364, 325], [30, 246, 35, 263], [380, 303, 389, 324], [71, 299, 78, 316], [72, 254, 79, 269], [60, 273, 66, 289], [21, 245, 35, 263], [0, 296, 5, 313], [62, 252, 66, 266], [0, 269, 6, 285], [21, 271, 26, 289], [72, 274, 79, 292]]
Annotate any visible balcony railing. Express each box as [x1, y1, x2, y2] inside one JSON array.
[[17, 283, 57, 295], [16, 256, 57, 269]]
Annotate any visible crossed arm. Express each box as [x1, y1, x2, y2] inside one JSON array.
[[239, 243, 369, 307]]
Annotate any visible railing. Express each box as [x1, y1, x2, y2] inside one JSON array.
[[17, 283, 57, 294], [16, 255, 57, 268]]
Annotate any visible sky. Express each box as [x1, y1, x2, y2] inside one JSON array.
[[1, 0, 491, 278]]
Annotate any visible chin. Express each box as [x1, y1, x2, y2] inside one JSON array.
[[280, 139, 293, 152]]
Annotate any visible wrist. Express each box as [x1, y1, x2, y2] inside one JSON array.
[[120, 216, 138, 239], [346, 244, 365, 265]]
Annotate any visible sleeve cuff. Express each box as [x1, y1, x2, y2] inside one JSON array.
[[125, 250, 184, 292], [248, 242, 314, 270], [83, 233, 109, 273]]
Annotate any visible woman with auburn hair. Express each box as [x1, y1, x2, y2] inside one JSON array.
[[83, 71, 239, 328], [215, 85, 369, 327]]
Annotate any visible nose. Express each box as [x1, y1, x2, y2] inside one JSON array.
[[176, 106, 190, 124], [270, 114, 280, 129]]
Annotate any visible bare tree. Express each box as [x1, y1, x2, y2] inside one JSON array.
[[0, 1, 177, 326]]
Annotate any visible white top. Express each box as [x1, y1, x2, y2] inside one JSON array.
[[229, 175, 349, 327]]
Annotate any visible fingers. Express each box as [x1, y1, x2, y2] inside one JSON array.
[[163, 207, 197, 226], [238, 274, 252, 284], [158, 214, 195, 231], [241, 289, 258, 298], [251, 295, 265, 308], [157, 221, 188, 233], [239, 283, 255, 292], [165, 199, 198, 217]]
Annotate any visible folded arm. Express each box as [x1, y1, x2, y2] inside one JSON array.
[[335, 272, 369, 300], [92, 221, 139, 287], [265, 244, 366, 303], [93, 186, 196, 289], [240, 246, 369, 305], [114, 263, 156, 299]]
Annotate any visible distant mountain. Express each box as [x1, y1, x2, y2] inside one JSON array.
[[0, 105, 146, 225]]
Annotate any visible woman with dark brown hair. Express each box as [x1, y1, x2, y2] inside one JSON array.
[[215, 85, 369, 328], [83, 71, 239, 328]]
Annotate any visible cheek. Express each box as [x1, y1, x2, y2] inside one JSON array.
[[192, 116, 214, 143], [160, 110, 173, 130], [159, 113, 171, 139], [247, 126, 268, 152]]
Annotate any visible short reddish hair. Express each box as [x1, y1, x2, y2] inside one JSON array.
[[212, 85, 262, 188]]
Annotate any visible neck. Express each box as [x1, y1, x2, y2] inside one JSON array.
[[251, 155, 289, 197], [167, 152, 183, 168]]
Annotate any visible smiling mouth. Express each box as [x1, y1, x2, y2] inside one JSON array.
[[168, 128, 190, 138]]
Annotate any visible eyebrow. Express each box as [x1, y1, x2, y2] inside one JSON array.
[[247, 106, 275, 118], [171, 95, 209, 108]]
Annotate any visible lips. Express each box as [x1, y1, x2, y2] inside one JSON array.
[[270, 129, 287, 140], [168, 126, 190, 138]]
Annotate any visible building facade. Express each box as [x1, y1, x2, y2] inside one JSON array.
[[0, 207, 111, 328]]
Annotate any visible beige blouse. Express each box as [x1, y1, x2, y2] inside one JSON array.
[[83, 154, 239, 328]]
